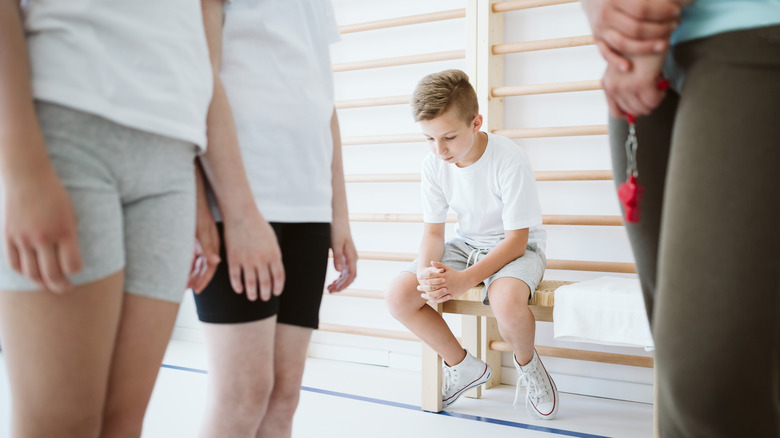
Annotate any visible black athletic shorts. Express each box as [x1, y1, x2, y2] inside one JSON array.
[[193, 222, 330, 328]]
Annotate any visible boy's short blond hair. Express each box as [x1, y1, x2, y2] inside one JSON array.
[[411, 69, 479, 125]]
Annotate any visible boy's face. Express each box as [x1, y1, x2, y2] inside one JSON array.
[[419, 110, 484, 167]]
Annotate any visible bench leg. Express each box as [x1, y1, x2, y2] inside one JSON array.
[[462, 314, 482, 399], [421, 302, 443, 412], [482, 316, 502, 389]]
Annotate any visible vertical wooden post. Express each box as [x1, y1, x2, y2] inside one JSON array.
[[421, 302, 444, 412], [475, 0, 504, 135], [462, 315, 482, 398], [482, 316, 503, 388]]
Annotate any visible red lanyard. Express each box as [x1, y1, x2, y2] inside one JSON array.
[[616, 78, 669, 224], [617, 113, 642, 223]]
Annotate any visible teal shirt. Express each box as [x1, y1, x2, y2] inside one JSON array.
[[672, 0, 780, 45]]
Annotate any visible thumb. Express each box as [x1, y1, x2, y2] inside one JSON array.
[[333, 247, 344, 272]]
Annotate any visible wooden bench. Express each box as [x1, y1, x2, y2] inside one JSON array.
[[421, 280, 654, 412]]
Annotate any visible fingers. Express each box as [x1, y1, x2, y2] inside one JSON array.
[[601, 28, 667, 58], [191, 257, 218, 294], [416, 278, 446, 294], [602, 69, 664, 118], [417, 266, 445, 280], [332, 246, 344, 273], [228, 262, 244, 294], [344, 254, 357, 290], [5, 230, 82, 293], [243, 265, 259, 302], [596, 40, 632, 72], [37, 244, 70, 293], [270, 259, 285, 297], [617, 0, 681, 23], [605, 92, 628, 119], [611, 5, 679, 40], [18, 244, 43, 288], [4, 238, 21, 274], [420, 291, 452, 304], [57, 232, 83, 276], [256, 265, 272, 302]]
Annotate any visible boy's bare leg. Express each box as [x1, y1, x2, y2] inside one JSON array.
[[0, 271, 124, 438], [385, 272, 465, 366], [100, 293, 181, 438], [198, 318, 277, 438], [255, 323, 313, 438], [486, 278, 535, 365]]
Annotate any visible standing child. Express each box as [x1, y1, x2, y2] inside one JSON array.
[[193, 1, 357, 437], [385, 69, 558, 420], [0, 1, 214, 437]]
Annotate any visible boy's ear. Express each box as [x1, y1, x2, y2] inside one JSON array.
[[472, 114, 484, 132]]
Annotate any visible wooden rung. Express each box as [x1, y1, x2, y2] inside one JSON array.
[[351, 251, 636, 273], [342, 133, 424, 146], [343, 125, 607, 145], [333, 50, 465, 73], [493, 0, 578, 13], [546, 259, 636, 273], [339, 9, 466, 34], [490, 342, 654, 368], [348, 213, 623, 226], [345, 173, 419, 183], [345, 170, 612, 183], [492, 80, 601, 97], [543, 215, 623, 226], [317, 323, 651, 368], [319, 323, 418, 342], [324, 288, 384, 299], [336, 95, 410, 109], [537, 170, 612, 181], [492, 35, 594, 55], [493, 124, 607, 139]]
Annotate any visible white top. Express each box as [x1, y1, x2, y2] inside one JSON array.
[[421, 132, 546, 250], [22, 0, 213, 150], [220, 0, 340, 223]]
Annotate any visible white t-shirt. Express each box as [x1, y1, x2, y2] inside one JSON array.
[[22, 0, 213, 150], [220, 0, 340, 223], [421, 132, 546, 250]]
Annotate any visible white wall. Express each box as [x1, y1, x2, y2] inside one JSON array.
[[173, 0, 654, 404]]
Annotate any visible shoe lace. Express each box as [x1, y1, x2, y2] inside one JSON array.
[[442, 366, 453, 395], [514, 365, 550, 417]]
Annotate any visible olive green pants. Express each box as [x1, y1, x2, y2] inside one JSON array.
[[609, 25, 780, 438]]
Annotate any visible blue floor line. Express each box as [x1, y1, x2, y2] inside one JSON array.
[[161, 363, 611, 438]]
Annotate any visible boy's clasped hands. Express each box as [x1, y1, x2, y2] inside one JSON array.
[[417, 261, 474, 304]]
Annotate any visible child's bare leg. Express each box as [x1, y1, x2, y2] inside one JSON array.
[[0, 271, 124, 438], [198, 318, 277, 438], [100, 293, 181, 438], [487, 278, 535, 365], [255, 323, 313, 438], [385, 272, 465, 366]]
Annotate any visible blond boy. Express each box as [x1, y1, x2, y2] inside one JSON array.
[[385, 69, 558, 419]]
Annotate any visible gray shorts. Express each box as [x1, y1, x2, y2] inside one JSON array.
[[403, 238, 546, 305], [0, 102, 198, 302]]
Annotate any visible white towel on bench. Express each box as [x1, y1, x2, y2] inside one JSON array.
[[553, 276, 654, 350]]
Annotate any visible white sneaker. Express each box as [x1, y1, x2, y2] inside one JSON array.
[[442, 350, 492, 408], [514, 350, 559, 420]]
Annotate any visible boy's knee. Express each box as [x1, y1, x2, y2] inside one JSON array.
[[384, 276, 419, 319]]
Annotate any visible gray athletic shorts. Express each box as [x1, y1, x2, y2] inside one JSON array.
[[403, 238, 546, 305], [0, 102, 198, 302]]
